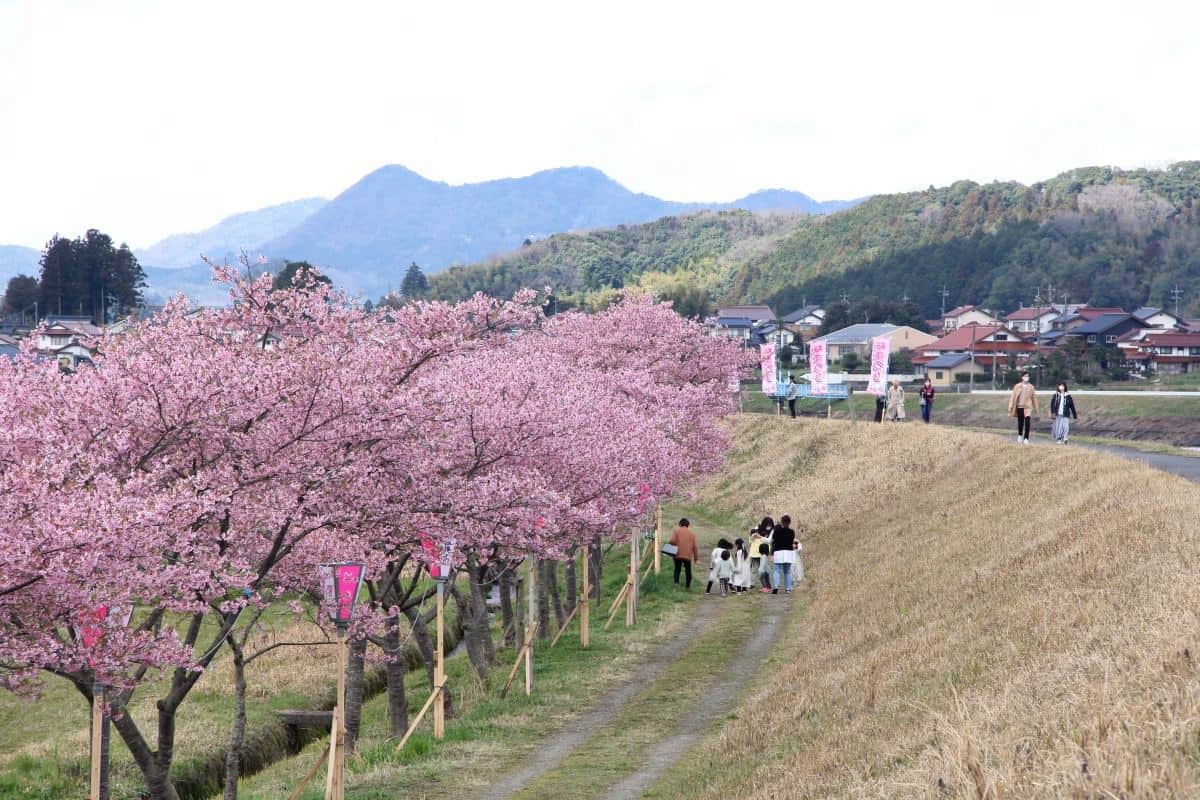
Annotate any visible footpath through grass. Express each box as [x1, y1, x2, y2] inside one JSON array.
[[236, 505, 737, 800]]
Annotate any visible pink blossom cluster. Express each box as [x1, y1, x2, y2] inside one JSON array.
[[0, 270, 748, 694]]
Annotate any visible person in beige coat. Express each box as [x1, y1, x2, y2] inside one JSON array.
[[886, 379, 906, 421], [1007, 370, 1039, 443]]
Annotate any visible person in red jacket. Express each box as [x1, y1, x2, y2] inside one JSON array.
[[919, 377, 935, 424], [668, 518, 700, 589]]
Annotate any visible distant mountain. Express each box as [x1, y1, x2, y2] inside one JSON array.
[[0, 244, 40, 288], [137, 197, 327, 269], [431, 162, 1200, 320], [257, 166, 857, 298]]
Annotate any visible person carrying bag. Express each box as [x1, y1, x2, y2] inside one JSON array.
[[668, 518, 700, 589]]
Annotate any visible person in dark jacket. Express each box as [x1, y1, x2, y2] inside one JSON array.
[[918, 377, 935, 424], [1049, 382, 1078, 443], [770, 515, 798, 594]]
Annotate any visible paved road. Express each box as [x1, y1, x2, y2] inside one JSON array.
[[1024, 434, 1200, 482]]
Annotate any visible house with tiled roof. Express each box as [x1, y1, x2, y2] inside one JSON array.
[[1133, 331, 1200, 374], [1132, 306, 1184, 330], [913, 323, 1035, 372], [808, 323, 935, 361], [942, 305, 1000, 331], [1061, 314, 1150, 347], [1003, 306, 1061, 335], [780, 305, 824, 334], [922, 353, 987, 386], [716, 304, 776, 323]]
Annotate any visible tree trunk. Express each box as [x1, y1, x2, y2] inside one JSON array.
[[383, 618, 409, 737], [405, 605, 453, 718], [110, 708, 181, 800], [536, 559, 551, 641], [548, 560, 566, 630], [565, 553, 577, 614], [589, 541, 603, 601], [222, 644, 247, 800], [342, 636, 368, 755], [456, 555, 494, 678], [499, 564, 517, 648]]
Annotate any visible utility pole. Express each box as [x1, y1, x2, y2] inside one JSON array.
[[1171, 284, 1184, 318], [939, 286, 950, 319]]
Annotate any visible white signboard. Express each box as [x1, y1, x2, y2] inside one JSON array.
[[866, 337, 890, 396], [760, 344, 777, 394], [809, 340, 828, 395]]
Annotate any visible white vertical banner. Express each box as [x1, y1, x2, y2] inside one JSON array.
[[760, 344, 777, 395], [809, 340, 828, 395], [866, 337, 891, 396]]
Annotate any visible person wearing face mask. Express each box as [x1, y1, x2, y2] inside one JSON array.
[[1050, 381, 1078, 443], [1007, 370, 1039, 443]]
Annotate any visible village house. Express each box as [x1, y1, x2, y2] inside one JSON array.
[[1061, 313, 1151, 347], [1131, 306, 1185, 330], [808, 323, 935, 362], [1002, 306, 1061, 335], [913, 323, 1036, 375], [711, 304, 776, 342], [922, 353, 987, 386], [1133, 331, 1200, 374], [941, 305, 1000, 331], [780, 305, 824, 335]]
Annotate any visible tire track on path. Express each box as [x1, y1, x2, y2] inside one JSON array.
[[473, 588, 724, 800]]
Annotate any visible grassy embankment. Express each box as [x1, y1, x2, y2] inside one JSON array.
[[644, 415, 1200, 799]]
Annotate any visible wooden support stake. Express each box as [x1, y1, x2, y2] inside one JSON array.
[[604, 581, 631, 630], [653, 507, 662, 575], [580, 552, 590, 649], [433, 582, 445, 739], [325, 633, 348, 800], [549, 602, 580, 649], [640, 558, 654, 585], [626, 535, 637, 626], [89, 683, 103, 800], [395, 685, 442, 752], [287, 743, 332, 800], [499, 621, 539, 699], [525, 557, 535, 696]]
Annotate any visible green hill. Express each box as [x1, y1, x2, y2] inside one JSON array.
[[431, 162, 1200, 318]]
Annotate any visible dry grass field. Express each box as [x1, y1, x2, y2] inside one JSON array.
[[663, 416, 1200, 799]]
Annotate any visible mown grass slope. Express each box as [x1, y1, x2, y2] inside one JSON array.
[[661, 416, 1200, 799]]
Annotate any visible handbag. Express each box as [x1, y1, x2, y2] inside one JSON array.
[[661, 542, 679, 557]]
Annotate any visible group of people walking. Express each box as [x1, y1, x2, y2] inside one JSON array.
[[876, 377, 936, 423], [1008, 372, 1079, 444], [666, 516, 802, 596]]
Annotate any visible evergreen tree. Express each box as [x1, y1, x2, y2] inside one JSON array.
[[36, 230, 145, 321], [273, 260, 330, 291], [2, 275, 39, 317], [400, 262, 428, 300]]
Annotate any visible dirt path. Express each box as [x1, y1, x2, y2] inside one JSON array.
[[473, 587, 725, 800], [600, 594, 790, 800]]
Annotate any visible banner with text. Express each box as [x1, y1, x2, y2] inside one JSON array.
[[809, 340, 828, 395], [760, 344, 777, 394], [866, 337, 890, 396]]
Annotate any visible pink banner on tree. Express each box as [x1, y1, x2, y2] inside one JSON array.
[[809, 340, 828, 395], [760, 344, 777, 394], [866, 337, 890, 396]]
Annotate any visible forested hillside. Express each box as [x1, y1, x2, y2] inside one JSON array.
[[431, 162, 1200, 318]]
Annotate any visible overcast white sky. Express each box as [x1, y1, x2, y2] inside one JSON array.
[[0, 0, 1195, 249]]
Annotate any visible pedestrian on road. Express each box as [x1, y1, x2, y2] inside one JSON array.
[[668, 518, 700, 589], [919, 377, 935, 424], [1008, 370, 1039, 443], [748, 525, 767, 577], [771, 515, 799, 594], [1050, 382, 1078, 444], [732, 538, 752, 594], [716, 550, 734, 596], [706, 538, 732, 594], [757, 542, 773, 592], [886, 379, 906, 421], [786, 373, 799, 419]]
